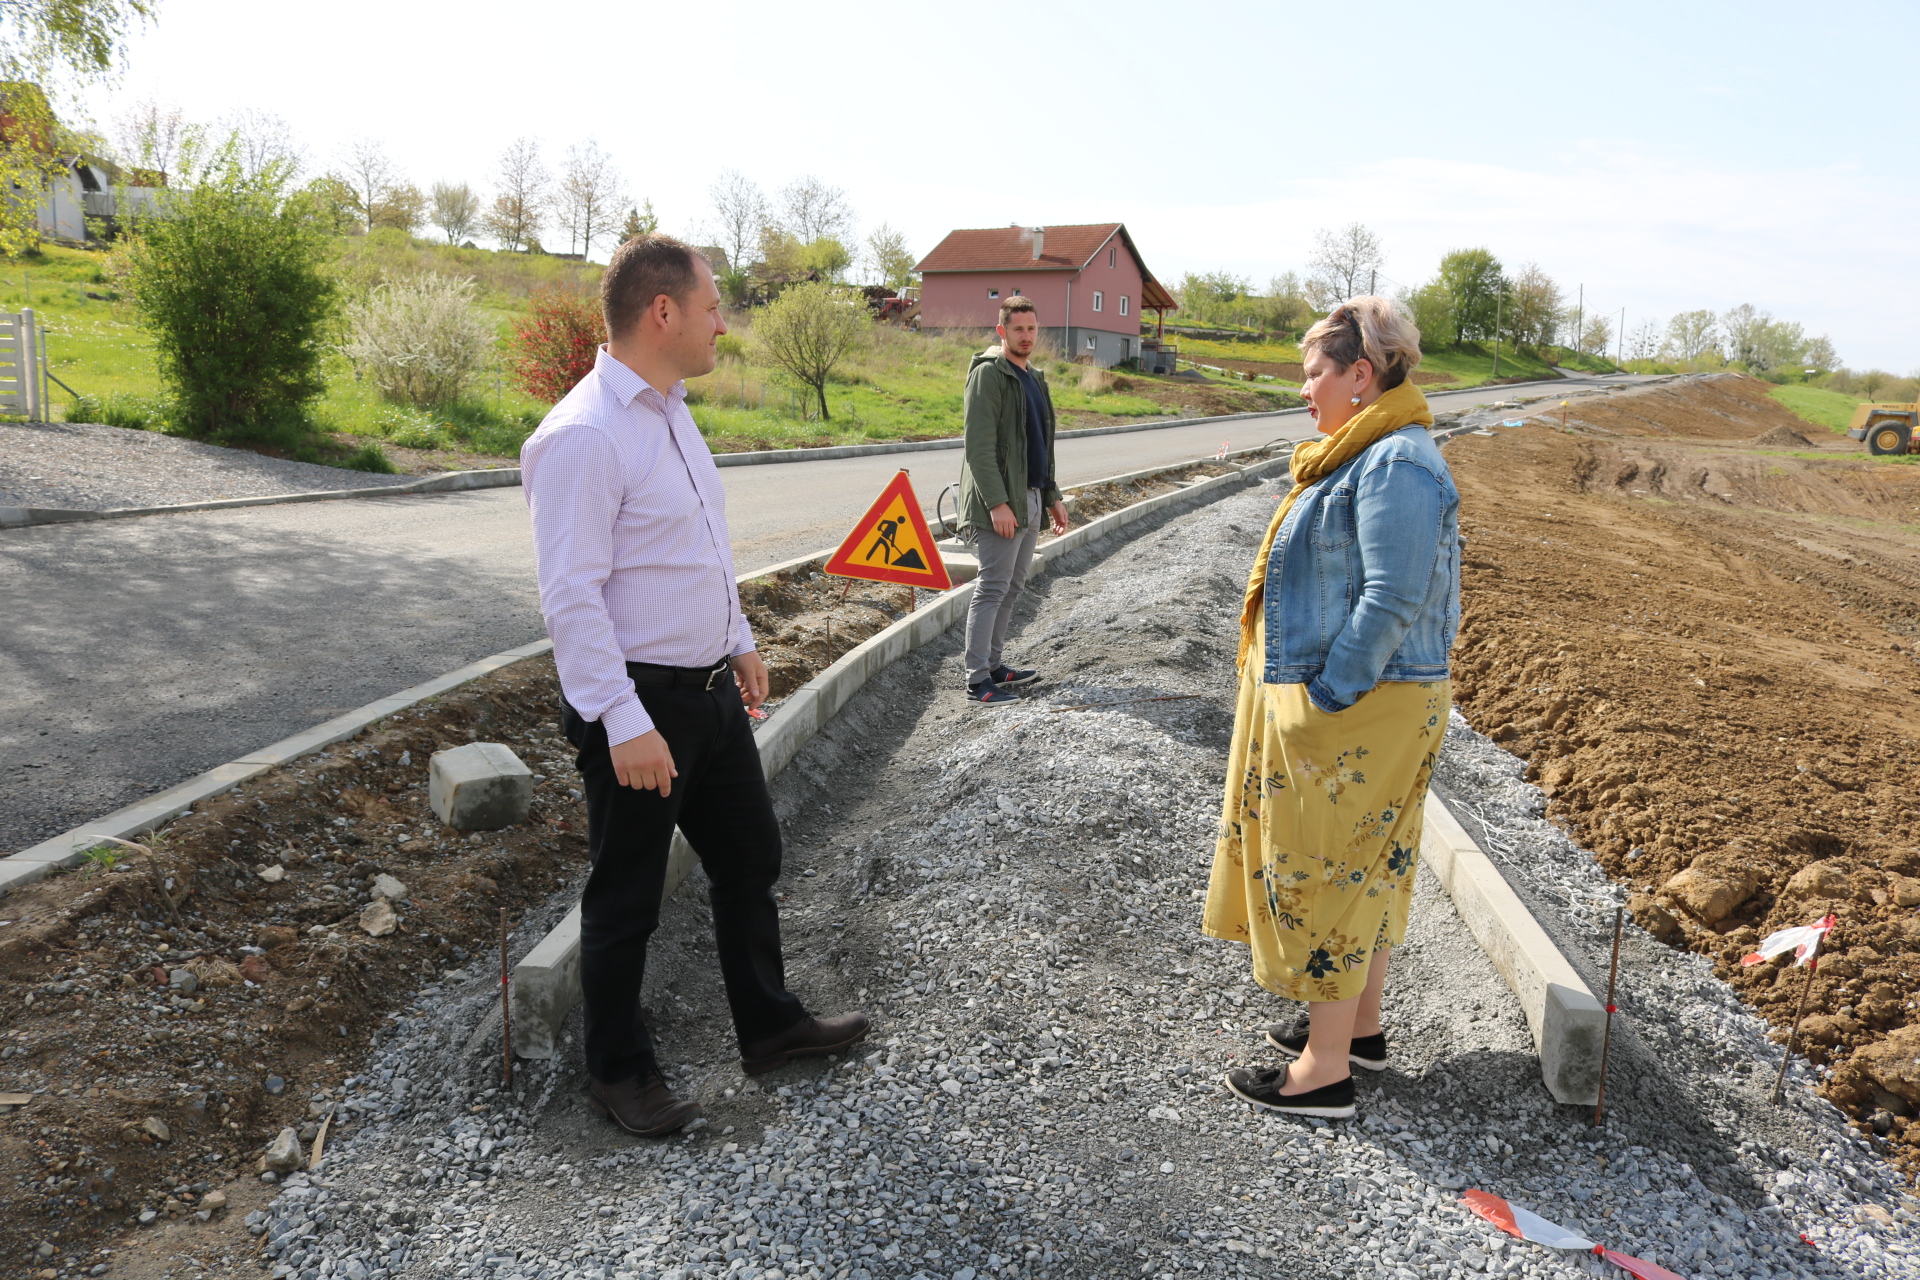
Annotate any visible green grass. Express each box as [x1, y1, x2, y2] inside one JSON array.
[[1159, 331, 1615, 389], [1770, 384, 1865, 433]]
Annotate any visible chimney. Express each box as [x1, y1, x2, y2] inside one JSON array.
[[1030, 227, 1045, 260]]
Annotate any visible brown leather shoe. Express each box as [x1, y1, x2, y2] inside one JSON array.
[[586, 1073, 700, 1138], [740, 1011, 871, 1075]]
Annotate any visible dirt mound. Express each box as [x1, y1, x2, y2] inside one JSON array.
[[1444, 374, 1920, 1175], [1753, 424, 1816, 448]]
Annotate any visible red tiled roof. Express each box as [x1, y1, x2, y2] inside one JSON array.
[[916, 223, 1122, 273]]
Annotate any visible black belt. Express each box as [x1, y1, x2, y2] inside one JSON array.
[[626, 658, 732, 691]]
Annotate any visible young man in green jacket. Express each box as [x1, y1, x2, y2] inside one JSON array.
[[958, 296, 1070, 703]]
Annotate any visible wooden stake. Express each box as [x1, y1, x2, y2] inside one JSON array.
[[1772, 919, 1835, 1107], [500, 908, 513, 1090], [1592, 906, 1625, 1126]]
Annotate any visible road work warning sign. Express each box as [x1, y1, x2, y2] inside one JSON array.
[[822, 470, 953, 590]]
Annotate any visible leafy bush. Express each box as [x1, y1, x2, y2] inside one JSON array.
[[340, 443, 396, 472], [368, 403, 455, 450], [341, 273, 496, 407], [508, 287, 605, 403], [121, 146, 339, 440], [715, 332, 746, 362], [751, 283, 868, 420], [68, 391, 173, 431]]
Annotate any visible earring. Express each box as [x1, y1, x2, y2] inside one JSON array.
[[1349, 394, 1362, 406]]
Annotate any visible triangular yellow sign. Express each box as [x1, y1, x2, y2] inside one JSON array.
[[821, 470, 952, 590]]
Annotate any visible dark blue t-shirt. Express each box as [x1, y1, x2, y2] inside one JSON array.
[[1010, 361, 1049, 490]]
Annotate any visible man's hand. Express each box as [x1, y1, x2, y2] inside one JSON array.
[[990, 502, 1018, 539], [1049, 501, 1070, 536], [731, 650, 769, 709], [610, 729, 677, 796]]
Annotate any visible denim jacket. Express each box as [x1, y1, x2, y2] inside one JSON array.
[[1263, 425, 1460, 712]]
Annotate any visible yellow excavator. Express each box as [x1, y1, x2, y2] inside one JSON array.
[[1847, 398, 1917, 455]]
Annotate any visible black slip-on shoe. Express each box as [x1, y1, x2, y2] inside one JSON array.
[[1263, 1016, 1389, 1071], [967, 680, 1022, 704], [990, 664, 1041, 687], [1224, 1063, 1356, 1119]]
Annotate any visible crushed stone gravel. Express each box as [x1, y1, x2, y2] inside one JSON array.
[[240, 478, 1917, 1280], [0, 420, 424, 510]]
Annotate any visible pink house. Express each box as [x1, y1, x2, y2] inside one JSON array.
[[913, 223, 1177, 368]]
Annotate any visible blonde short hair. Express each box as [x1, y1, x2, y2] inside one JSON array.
[[1302, 295, 1422, 391]]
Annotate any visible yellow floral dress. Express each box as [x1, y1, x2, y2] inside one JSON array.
[[1203, 619, 1449, 1002]]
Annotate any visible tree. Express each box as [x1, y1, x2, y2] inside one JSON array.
[[1307, 222, 1385, 308], [223, 108, 302, 180], [1803, 334, 1839, 373], [1721, 303, 1768, 367], [1436, 248, 1503, 344], [339, 137, 395, 235], [1403, 281, 1455, 353], [556, 139, 627, 259], [1578, 312, 1614, 358], [864, 222, 915, 289], [371, 182, 425, 233], [0, 83, 64, 255], [0, 0, 156, 85], [708, 169, 769, 275], [1662, 310, 1719, 363], [1177, 270, 1250, 325], [342, 274, 495, 407], [1261, 271, 1310, 337], [1860, 369, 1890, 399], [801, 235, 851, 282], [780, 174, 854, 245], [121, 143, 337, 438], [299, 174, 359, 235], [1504, 263, 1562, 350], [751, 282, 868, 420], [483, 137, 548, 252], [621, 199, 658, 243], [508, 287, 605, 402], [430, 181, 479, 244], [110, 99, 195, 182], [1625, 318, 1661, 363]]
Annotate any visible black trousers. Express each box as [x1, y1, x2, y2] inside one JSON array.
[[563, 667, 806, 1084]]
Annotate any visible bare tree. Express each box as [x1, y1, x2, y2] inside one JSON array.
[[110, 99, 193, 182], [781, 175, 854, 245], [222, 107, 302, 180], [430, 181, 479, 244], [340, 138, 396, 234], [863, 222, 915, 288], [1307, 222, 1385, 306], [556, 139, 628, 259], [484, 137, 549, 252], [708, 169, 769, 273], [1625, 317, 1661, 362]]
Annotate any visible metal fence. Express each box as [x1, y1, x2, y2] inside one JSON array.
[[0, 309, 48, 421]]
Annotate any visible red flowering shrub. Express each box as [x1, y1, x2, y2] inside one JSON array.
[[509, 287, 606, 403]]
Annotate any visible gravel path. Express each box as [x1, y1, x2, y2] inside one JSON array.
[[237, 480, 1915, 1280], [0, 421, 423, 510]]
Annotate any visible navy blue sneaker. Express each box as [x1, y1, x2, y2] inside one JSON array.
[[990, 664, 1040, 686], [967, 680, 1022, 704]]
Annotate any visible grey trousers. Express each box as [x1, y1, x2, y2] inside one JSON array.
[[963, 488, 1042, 686]]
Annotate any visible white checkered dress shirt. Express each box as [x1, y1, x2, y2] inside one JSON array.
[[521, 347, 753, 747]]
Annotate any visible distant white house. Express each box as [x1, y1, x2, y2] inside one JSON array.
[[32, 153, 164, 243]]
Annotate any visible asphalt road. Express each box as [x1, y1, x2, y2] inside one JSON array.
[[0, 372, 1646, 854]]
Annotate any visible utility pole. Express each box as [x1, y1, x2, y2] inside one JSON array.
[[1575, 284, 1583, 365], [1617, 307, 1626, 367], [1491, 288, 1505, 378], [1369, 268, 1376, 296]]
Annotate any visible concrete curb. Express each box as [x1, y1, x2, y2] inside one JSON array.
[[507, 451, 1301, 1058], [0, 638, 558, 897], [0, 467, 524, 531], [1421, 790, 1606, 1105]]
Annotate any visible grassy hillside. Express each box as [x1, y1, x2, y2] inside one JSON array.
[[1164, 331, 1615, 389], [1770, 383, 1864, 433]]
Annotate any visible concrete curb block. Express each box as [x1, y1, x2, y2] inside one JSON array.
[[1421, 791, 1606, 1105], [0, 467, 524, 531], [507, 452, 1299, 1058]]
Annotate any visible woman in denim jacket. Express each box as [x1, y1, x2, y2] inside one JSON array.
[[1203, 297, 1460, 1118]]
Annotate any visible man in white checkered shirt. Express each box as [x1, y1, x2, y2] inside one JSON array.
[[522, 235, 868, 1139]]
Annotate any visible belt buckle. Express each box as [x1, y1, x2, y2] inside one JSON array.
[[705, 663, 726, 691]]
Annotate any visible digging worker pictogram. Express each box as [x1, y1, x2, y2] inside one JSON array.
[[521, 233, 868, 1140], [956, 295, 1071, 705], [866, 517, 906, 565]]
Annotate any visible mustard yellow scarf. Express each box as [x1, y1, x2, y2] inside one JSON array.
[[1237, 381, 1435, 668]]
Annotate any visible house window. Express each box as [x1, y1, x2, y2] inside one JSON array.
[[1086, 335, 1098, 350], [1092, 291, 1103, 313], [1108, 247, 1116, 268], [988, 289, 999, 299], [1119, 295, 1130, 316]]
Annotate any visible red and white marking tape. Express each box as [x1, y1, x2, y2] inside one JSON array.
[[1739, 914, 1836, 969], [1463, 1190, 1688, 1280]]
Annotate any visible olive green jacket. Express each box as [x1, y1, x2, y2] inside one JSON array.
[[957, 347, 1065, 534]]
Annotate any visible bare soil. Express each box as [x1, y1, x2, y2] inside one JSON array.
[[1443, 373, 1920, 1175]]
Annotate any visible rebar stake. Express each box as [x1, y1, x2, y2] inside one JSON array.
[[1772, 917, 1835, 1107], [1592, 906, 1625, 1126], [500, 907, 513, 1090]]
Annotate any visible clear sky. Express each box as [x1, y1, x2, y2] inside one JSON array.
[[77, 0, 1920, 370]]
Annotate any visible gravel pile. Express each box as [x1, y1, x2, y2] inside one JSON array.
[[0, 421, 420, 510], [242, 477, 1916, 1280]]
